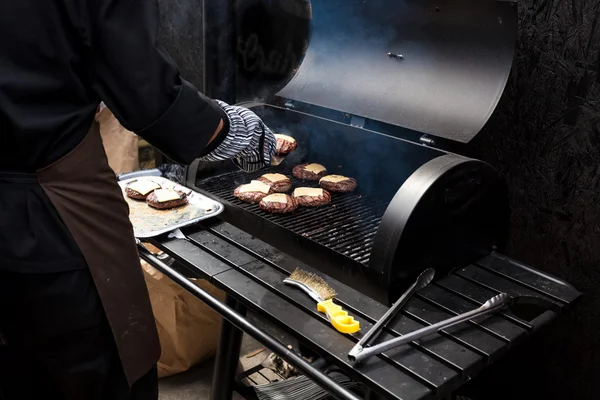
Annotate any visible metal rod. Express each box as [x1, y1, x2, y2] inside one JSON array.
[[349, 293, 509, 363], [211, 295, 246, 400], [137, 244, 361, 400], [348, 268, 435, 361]]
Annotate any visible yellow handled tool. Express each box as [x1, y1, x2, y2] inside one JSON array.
[[317, 299, 361, 334], [283, 269, 361, 334]]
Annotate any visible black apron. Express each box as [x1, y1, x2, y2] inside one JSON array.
[[0, 123, 160, 387]]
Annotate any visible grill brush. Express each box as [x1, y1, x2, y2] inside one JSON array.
[[283, 269, 360, 334]]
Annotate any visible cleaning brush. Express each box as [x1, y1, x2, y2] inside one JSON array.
[[283, 268, 360, 334]]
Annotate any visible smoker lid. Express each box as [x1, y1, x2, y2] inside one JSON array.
[[276, 0, 517, 143]]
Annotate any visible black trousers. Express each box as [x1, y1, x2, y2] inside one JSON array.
[[0, 269, 158, 400]]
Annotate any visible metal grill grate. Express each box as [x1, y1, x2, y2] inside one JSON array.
[[196, 167, 388, 266]]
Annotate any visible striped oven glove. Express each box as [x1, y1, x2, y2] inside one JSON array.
[[199, 100, 277, 172]]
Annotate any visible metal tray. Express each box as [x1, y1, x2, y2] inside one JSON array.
[[119, 176, 224, 238]]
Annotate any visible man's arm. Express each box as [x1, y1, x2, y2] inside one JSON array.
[[83, 0, 230, 165]]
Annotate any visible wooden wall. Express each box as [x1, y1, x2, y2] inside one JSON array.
[[466, 1, 599, 399]]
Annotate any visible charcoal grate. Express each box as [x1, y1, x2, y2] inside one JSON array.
[[195, 167, 388, 266]]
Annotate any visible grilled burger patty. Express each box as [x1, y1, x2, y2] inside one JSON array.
[[146, 190, 188, 210], [259, 193, 299, 214], [292, 163, 328, 181], [125, 187, 150, 200], [234, 180, 273, 203], [319, 175, 358, 193], [125, 180, 161, 200], [274, 134, 298, 155], [293, 187, 331, 207], [257, 173, 292, 193]]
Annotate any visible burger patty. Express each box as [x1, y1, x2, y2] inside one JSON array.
[[319, 175, 358, 193], [257, 175, 292, 193], [233, 186, 273, 203], [274, 134, 298, 155], [259, 194, 299, 214], [146, 190, 188, 210], [292, 164, 328, 181], [125, 187, 150, 200], [125, 181, 162, 200], [293, 188, 331, 207]]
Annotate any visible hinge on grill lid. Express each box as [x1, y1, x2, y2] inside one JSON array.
[[349, 115, 366, 129], [419, 135, 436, 147], [284, 100, 296, 110]]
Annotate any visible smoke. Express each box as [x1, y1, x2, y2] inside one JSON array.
[[250, 0, 438, 197], [252, 104, 440, 199]]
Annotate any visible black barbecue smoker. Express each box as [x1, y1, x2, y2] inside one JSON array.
[[186, 0, 516, 306], [137, 1, 583, 398]]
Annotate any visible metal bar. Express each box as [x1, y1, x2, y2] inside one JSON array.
[[348, 269, 435, 361], [137, 244, 361, 400], [350, 293, 510, 363], [211, 295, 246, 400]]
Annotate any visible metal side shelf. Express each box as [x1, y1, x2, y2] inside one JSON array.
[[142, 220, 581, 400]]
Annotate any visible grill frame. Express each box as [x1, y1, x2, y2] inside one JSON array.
[[187, 103, 510, 304]]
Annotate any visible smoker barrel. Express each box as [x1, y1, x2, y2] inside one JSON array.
[[190, 104, 509, 304]]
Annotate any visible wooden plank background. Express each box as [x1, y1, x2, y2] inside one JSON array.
[[467, 1, 600, 399]]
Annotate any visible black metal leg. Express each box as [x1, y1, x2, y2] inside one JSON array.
[[210, 295, 247, 400], [364, 390, 384, 400]]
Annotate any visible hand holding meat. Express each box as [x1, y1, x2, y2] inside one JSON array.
[[199, 101, 277, 172], [274, 134, 298, 155]]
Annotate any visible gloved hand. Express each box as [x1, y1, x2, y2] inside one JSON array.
[[199, 101, 277, 172]]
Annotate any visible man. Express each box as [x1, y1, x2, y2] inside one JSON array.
[[0, 1, 276, 399]]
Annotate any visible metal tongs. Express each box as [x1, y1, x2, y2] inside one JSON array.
[[271, 154, 287, 167], [348, 268, 510, 363]]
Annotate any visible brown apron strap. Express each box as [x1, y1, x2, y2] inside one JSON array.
[[36, 123, 160, 386]]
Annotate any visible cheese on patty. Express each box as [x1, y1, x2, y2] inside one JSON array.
[[304, 164, 326, 174], [261, 173, 288, 183], [294, 188, 324, 197], [128, 180, 161, 195], [274, 134, 296, 143], [263, 193, 288, 203], [320, 175, 350, 183], [239, 180, 270, 194], [154, 189, 181, 203]]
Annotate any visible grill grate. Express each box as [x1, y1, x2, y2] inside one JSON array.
[[196, 167, 389, 266]]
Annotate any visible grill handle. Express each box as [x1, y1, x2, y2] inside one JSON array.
[[349, 292, 510, 363], [136, 241, 362, 400]]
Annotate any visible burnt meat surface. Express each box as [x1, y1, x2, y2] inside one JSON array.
[[146, 191, 188, 210], [259, 194, 299, 213], [319, 177, 357, 193], [292, 164, 328, 181]]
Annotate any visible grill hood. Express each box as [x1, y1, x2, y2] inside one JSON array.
[[276, 0, 517, 143]]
